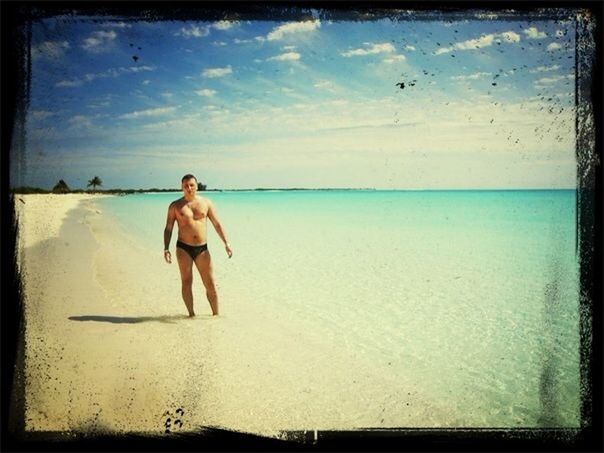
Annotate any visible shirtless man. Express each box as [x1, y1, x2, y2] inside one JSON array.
[[164, 174, 233, 317]]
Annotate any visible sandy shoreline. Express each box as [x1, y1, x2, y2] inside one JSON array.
[[15, 194, 224, 435]]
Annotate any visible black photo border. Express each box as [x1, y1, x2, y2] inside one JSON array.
[[2, 1, 602, 451]]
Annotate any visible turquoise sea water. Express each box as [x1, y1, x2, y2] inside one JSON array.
[[97, 190, 581, 428]]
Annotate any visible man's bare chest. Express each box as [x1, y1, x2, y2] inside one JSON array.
[[178, 203, 208, 222]]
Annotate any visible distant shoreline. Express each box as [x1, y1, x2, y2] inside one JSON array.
[[11, 187, 576, 195]]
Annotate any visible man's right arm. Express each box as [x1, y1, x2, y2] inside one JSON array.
[[164, 203, 176, 263]]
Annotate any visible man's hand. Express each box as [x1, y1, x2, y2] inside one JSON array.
[[225, 243, 233, 259], [164, 250, 172, 264]]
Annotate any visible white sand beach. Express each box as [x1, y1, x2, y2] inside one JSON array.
[[15, 194, 242, 435]]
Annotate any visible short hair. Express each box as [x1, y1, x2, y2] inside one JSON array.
[[181, 174, 197, 183]]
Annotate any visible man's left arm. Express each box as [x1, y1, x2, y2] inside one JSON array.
[[207, 200, 233, 258]]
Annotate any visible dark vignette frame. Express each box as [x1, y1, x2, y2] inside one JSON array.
[[1, 1, 601, 451]]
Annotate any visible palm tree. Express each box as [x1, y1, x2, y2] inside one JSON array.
[[87, 176, 103, 192]]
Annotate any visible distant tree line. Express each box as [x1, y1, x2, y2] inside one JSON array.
[[12, 176, 210, 194], [11, 186, 187, 195], [12, 177, 372, 195]]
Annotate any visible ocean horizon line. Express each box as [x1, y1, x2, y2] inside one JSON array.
[[11, 187, 577, 194], [210, 187, 576, 192], [140, 187, 577, 192]]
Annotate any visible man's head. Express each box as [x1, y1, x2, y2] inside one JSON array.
[[181, 174, 198, 197]]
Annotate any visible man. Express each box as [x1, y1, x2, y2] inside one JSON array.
[[164, 174, 233, 317]]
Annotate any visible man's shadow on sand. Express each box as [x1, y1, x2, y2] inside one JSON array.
[[68, 314, 196, 324]]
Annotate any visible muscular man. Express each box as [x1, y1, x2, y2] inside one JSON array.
[[164, 174, 233, 317]]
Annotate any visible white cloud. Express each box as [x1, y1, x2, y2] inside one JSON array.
[[161, 92, 173, 98], [404, 45, 416, 51], [195, 89, 216, 97], [234, 38, 253, 44], [267, 51, 301, 62], [283, 45, 296, 51], [212, 41, 227, 46], [143, 80, 151, 85], [68, 115, 89, 123], [523, 27, 547, 39], [129, 65, 155, 73], [68, 115, 93, 128], [457, 34, 496, 49], [535, 74, 574, 85], [140, 116, 199, 130], [383, 55, 406, 64], [32, 40, 70, 59], [547, 42, 562, 52], [81, 30, 117, 53], [101, 21, 131, 28], [474, 12, 499, 20], [176, 25, 210, 38], [267, 20, 321, 41], [119, 106, 177, 119], [435, 31, 519, 55], [500, 31, 521, 42], [313, 80, 335, 92], [30, 110, 56, 120], [201, 66, 233, 78], [341, 42, 395, 57], [56, 79, 83, 88], [213, 20, 238, 30], [88, 100, 111, 109], [95, 95, 575, 189], [55, 65, 155, 88], [451, 71, 492, 80], [529, 64, 560, 73]]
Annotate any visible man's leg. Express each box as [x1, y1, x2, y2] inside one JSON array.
[[175, 248, 195, 317], [194, 251, 219, 316]]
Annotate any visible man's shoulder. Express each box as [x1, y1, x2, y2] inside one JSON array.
[[169, 197, 184, 207], [196, 195, 212, 205]]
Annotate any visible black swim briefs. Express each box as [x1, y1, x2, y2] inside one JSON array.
[[176, 241, 208, 260]]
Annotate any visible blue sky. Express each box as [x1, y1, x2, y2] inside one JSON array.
[[15, 9, 578, 189]]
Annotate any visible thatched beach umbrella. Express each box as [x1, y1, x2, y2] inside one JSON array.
[[52, 180, 71, 194]]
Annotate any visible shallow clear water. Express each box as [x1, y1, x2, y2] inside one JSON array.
[[97, 190, 581, 428]]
